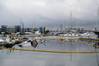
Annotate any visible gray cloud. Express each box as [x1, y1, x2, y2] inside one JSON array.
[[0, 0, 99, 28]]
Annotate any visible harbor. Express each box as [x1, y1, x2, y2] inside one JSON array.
[[0, 0, 99, 66], [0, 39, 99, 66], [0, 29, 98, 66], [0, 24, 98, 66]]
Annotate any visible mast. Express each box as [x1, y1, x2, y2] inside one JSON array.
[[70, 5, 73, 30], [95, 0, 99, 31], [20, 19, 25, 35]]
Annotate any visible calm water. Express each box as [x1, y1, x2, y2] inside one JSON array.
[[0, 40, 99, 66]]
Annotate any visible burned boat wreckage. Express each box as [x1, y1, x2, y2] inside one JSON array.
[[0, 34, 39, 48]]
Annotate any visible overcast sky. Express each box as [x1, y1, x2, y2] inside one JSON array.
[[0, 0, 99, 28]]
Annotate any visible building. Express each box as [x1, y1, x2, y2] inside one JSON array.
[[1, 25, 8, 33], [15, 25, 21, 33], [24, 28, 32, 32], [7, 27, 15, 33], [39, 27, 46, 34]]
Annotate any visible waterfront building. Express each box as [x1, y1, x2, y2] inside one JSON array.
[[25, 28, 32, 32], [1, 25, 7, 33], [7, 27, 15, 33], [15, 25, 21, 33], [39, 27, 46, 34]]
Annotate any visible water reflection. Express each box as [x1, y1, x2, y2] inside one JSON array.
[[93, 42, 99, 48], [45, 57, 66, 66], [0, 40, 99, 66]]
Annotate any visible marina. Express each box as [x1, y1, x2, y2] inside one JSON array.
[[0, 28, 99, 66], [0, 0, 99, 66], [0, 39, 99, 66]]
